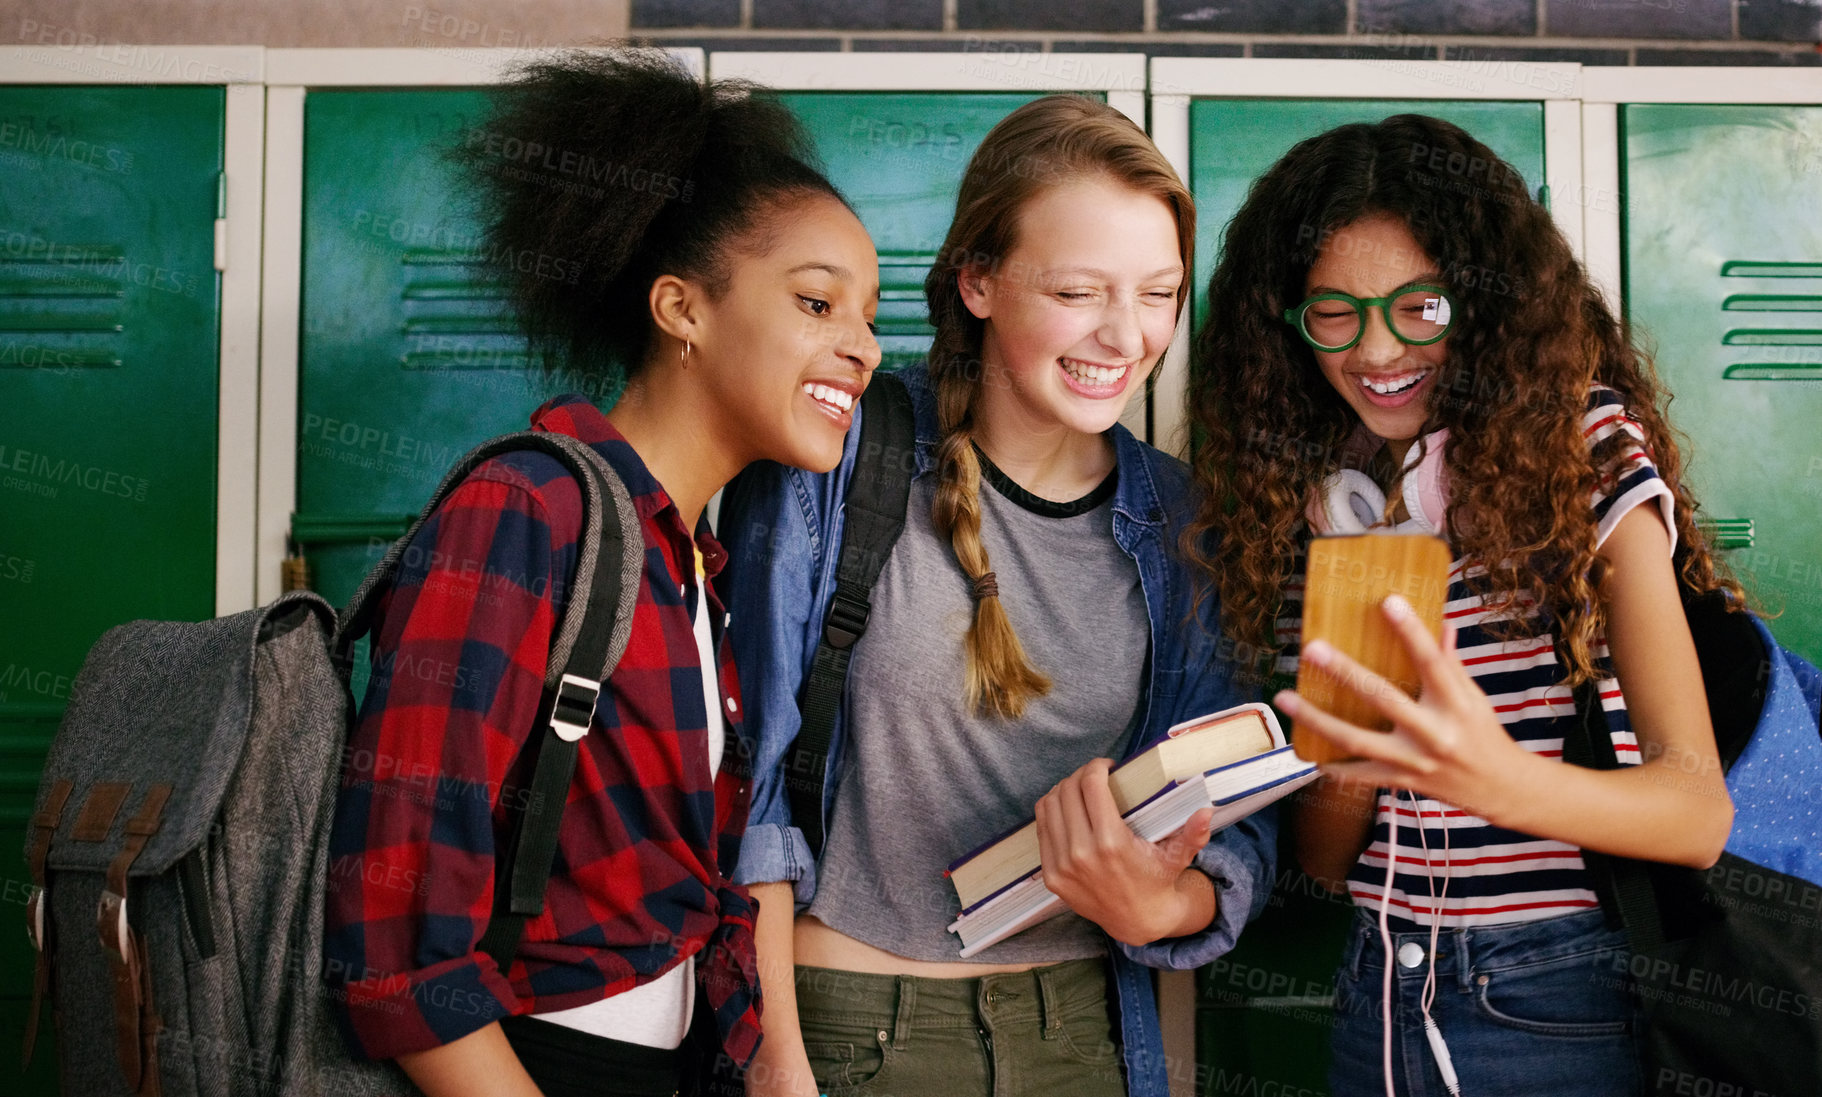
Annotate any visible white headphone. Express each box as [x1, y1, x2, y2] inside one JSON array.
[[1309, 428, 1450, 536]]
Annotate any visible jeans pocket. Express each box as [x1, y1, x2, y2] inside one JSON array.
[[799, 1022, 891, 1092], [1471, 950, 1634, 1037], [1053, 1001, 1122, 1068]]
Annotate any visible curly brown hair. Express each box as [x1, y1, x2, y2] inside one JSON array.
[[924, 95, 1195, 717], [1183, 114, 1740, 684]]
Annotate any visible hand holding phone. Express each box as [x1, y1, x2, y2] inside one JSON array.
[[1293, 534, 1451, 763]]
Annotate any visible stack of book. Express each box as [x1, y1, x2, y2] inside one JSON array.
[[945, 702, 1316, 956]]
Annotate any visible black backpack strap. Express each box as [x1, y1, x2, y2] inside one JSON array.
[[788, 373, 916, 860], [1560, 654, 1668, 956], [334, 429, 642, 973], [479, 434, 642, 972]]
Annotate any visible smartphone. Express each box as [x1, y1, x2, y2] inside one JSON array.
[[1293, 533, 1452, 763]]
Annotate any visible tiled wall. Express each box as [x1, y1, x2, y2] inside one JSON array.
[[633, 0, 1822, 65]]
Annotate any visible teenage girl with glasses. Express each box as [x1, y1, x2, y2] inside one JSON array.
[[1184, 114, 1741, 1097]]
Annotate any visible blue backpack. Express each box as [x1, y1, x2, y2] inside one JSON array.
[[1565, 592, 1822, 1096]]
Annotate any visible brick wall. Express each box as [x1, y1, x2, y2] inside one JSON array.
[[633, 0, 1821, 65]]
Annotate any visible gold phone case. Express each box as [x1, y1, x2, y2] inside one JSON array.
[[1294, 534, 1452, 764]]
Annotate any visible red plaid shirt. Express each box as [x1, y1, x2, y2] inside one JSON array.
[[324, 395, 762, 1065]]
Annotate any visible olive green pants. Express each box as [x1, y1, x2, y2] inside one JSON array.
[[793, 958, 1126, 1097]]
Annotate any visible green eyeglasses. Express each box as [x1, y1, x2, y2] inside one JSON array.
[[1282, 285, 1455, 352]]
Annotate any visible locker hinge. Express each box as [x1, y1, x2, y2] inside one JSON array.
[[214, 172, 228, 272]]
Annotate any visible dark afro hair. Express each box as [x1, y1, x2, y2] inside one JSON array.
[[455, 49, 845, 385]]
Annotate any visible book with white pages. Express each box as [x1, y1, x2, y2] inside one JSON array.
[[948, 744, 1319, 957], [944, 703, 1284, 912]]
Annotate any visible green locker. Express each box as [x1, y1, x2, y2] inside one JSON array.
[[296, 89, 548, 612], [295, 89, 1050, 610], [1622, 104, 1822, 664], [1184, 98, 1546, 1094], [0, 85, 225, 1094]]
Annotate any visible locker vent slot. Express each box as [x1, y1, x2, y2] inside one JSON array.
[[1697, 517, 1755, 551], [1722, 330, 1822, 345], [1719, 261, 1822, 380], [1721, 364, 1822, 381], [398, 248, 531, 371], [0, 249, 126, 346], [402, 317, 520, 335], [1722, 295, 1822, 312], [400, 284, 511, 301], [0, 347, 120, 369], [1721, 262, 1822, 279], [401, 350, 536, 371], [877, 251, 937, 371]]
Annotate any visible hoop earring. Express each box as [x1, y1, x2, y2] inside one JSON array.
[[680, 339, 691, 370]]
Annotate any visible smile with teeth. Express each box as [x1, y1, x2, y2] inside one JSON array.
[[1062, 358, 1129, 386], [1358, 369, 1429, 396], [802, 382, 855, 413]]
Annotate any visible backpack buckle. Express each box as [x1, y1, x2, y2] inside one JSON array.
[[823, 591, 871, 650], [551, 673, 600, 742], [97, 888, 131, 962], [26, 887, 45, 952]]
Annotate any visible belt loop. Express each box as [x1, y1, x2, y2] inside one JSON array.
[[1037, 966, 1063, 1040], [1346, 916, 1369, 980], [891, 975, 915, 1051], [1455, 925, 1475, 992]]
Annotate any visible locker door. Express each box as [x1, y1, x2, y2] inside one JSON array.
[[296, 89, 560, 611], [1623, 104, 1822, 664], [1184, 98, 1546, 1092], [777, 92, 1050, 373], [0, 84, 224, 1094]]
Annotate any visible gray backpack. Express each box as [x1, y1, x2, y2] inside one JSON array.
[[22, 431, 642, 1097]]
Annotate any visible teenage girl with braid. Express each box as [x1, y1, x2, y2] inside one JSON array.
[[719, 95, 1275, 1097], [1184, 115, 1738, 1096]]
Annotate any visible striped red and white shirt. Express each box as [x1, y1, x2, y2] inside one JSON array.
[[1278, 387, 1676, 929]]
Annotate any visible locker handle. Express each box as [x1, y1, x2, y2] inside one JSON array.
[[290, 513, 415, 545]]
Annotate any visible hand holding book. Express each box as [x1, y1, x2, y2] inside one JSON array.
[[945, 702, 1316, 955], [1034, 759, 1220, 947]]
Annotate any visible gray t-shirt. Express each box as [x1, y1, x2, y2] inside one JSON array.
[[807, 451, 1149, 963]]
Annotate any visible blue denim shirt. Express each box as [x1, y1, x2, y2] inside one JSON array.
[[717, 364, 1277, 1097]]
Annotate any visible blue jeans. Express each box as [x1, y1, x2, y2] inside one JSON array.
[[1329, 909, 1641, 1097]]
